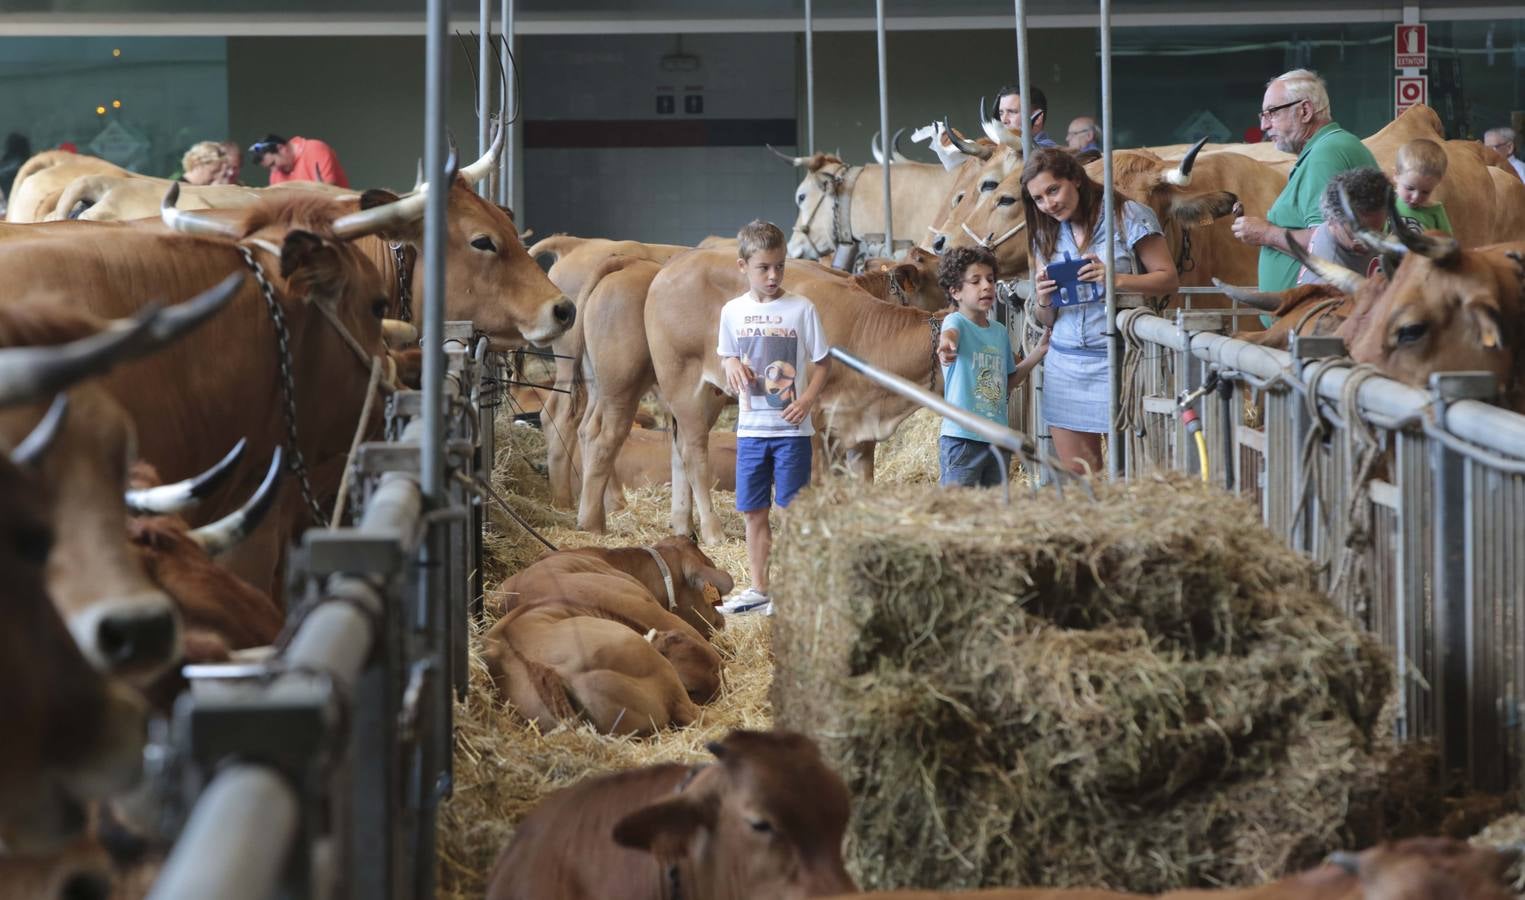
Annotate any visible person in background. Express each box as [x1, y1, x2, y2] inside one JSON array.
[[1025, 148, 1178, 475], [0, 132, 31, 199], [248, 133, 349, 187], [218, 141, 243, 184], [1391, 138, 1453, 236], [934, 245, 1046, 488], [1231, 69, 1376, 293], [1066, 116, 1101, 154], [180, 141, 232, 186], [1296, 167, 1390, 286], [1483, 127, 1525, 182], [995, 86, 1060, 149]]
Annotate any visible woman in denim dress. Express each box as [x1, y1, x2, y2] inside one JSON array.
[[1023, 149, 1179, 474]]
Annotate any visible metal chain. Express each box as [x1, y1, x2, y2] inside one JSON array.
[[236, 245, 326, 525], [1174, 226, 1195, 275], [390, 242, 414, 323], [926, 315, 941, 391]]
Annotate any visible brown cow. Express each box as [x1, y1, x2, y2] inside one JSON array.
[[644, 248, 945, 543], [491, 565, 722, 704], [530, 235, 690, 508], [509, 537, 732, 637], [486, 730, 856, 900], [483, 598, 700, 735], [813, 836, 1516, 899], [4, 151, 128, 223]]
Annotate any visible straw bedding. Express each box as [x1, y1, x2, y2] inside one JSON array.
[[770, 475, 1394, 891]]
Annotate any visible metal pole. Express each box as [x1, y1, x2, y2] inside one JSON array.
[[804, 0, 816, 153], [145, 766, 299, 900], [498, 0, 516, 210], [1014, 0, 1033, 159], [477, 0, 491, 198], [873, 0, 892, 252], [1101, 0, 1119, 477], [423, 0, 448, 502]]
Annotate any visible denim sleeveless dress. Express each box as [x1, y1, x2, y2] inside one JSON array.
[[1034, 200, 1162, 434]]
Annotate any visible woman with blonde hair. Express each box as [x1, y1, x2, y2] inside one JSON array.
[[180, 141, 233, 185]]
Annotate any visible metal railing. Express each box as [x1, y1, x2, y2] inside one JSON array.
[[141, 325, 491, 900], [1119, 306, 1525, 793]]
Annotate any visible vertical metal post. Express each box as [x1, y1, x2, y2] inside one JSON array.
[[423, 0, 448, 502], [1429, 372, 1499, 789], [804, 0, 816, 153], [1013, 0, 1032, 159], [498, 0, 516, 210], [873, 0, 892, 251], [477, 0, 492, 198], [1101, 0, 1119, 477]]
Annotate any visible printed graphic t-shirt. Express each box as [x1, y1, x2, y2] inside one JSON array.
[[1395, 198, 1454, 236], [716, 292, 830, 439], [940, 311, 1017, 441]]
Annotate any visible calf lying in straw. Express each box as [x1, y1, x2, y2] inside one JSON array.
[[486, 730, 856, 900]]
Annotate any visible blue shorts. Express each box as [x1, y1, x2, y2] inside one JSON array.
[[736, 436, 812, 512], [939, 436, 1009, 488]]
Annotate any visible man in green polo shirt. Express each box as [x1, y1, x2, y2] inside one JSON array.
[[1231, 69, 1377, 292]]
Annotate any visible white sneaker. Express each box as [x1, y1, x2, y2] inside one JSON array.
[[761, 600, 774, 617], [721, 587, 770, 614]]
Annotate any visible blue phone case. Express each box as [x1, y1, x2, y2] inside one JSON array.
[[1045, 252, 1098, 307]]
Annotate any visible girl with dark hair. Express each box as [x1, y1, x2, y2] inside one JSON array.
[[1023, 148, 1177, 475]]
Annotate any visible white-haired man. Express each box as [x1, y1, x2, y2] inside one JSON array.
[[1231, 69, 1376, 292], [1484, 127, 1525, 182]]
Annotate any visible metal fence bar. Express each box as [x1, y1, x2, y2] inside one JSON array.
[[803, 0, 815, 153], [422, 0, 449, 502], [146, 766, 299, 900], [873, 0, 892, 251], [477, 0, 492, 199]]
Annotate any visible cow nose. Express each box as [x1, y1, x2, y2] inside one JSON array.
[[97, 607, 177, 669], [61, 871, 112, 900], [552, 298, 576, 328], [932, 234, 947, 253]]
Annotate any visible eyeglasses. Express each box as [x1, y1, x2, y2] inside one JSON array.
[[1485, 142, 1510, 152], [1066, 128, 1095, 138], [247, 140, 281, 159], [1258, 99, 1304, 122]]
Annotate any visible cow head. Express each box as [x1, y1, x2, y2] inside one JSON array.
[[350, 178, 574, 348], [648, 630, 722, 704], [927, 144, 1021, 257], [1336, 237, 1525, 398], [612, 730, 856, 900], [856, 248, 945, 312], [768, 148, 851, 260], [0, 283, 241, 686], [653, 535, 733, 635]]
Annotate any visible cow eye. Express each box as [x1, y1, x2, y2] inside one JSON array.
[[996, 196, 1017, 208], [14, 526, 52, 565], [372, 298, 389, 319], [979, 180, 998, 193], [951, 192, 965, 208], [796, 192, 806, 206], [470, 235, 498, 253], [1395, 322, 1428, 344], [748, 818, 774, 834]]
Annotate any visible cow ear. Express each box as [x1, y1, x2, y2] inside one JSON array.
[[1168, 190, 1238, 227], [1468, 302, 1503, 350], [612, 797, 716, 861], [894, 263, 920, 289], [280, 230, 344, 293]]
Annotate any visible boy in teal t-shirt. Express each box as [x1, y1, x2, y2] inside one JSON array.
[[1393, 138, 1454, 235], [934, 246, 1046, 488]]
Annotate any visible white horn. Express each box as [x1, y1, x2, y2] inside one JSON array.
[[460, 120, 505, 186], [160, 183, 242, 239], [188, 448, 284, 555], [125, 438, 247, 516]]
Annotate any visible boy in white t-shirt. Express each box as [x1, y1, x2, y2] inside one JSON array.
[[716, 220, 832, 615]]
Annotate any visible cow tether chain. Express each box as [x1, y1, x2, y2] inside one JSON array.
[[236, 245, 326, 526], [1174, 226, 1196, 275], [389, 241, 415, 323], [927, 315, 942, 391]]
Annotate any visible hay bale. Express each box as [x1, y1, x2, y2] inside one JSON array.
[[771, 475, 1392, 892]]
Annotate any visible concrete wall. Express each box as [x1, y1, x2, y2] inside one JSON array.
[[797, 28, 1100, 165]]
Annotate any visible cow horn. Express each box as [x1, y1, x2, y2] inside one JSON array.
[[942, 117, 989, 159], [870, 131, 885, 165], [381, 318, 419, 348], [330, 147, 458, 240], [142, 272, 244, 348], [1164, 135, 1210, 187], [765, 144, 807, 166], [644, 628, 657, 643], [1287, 230, 1365, 294], [413, 159, 424, 191], [460, 120, 505, 187], [9, 394, 69, 467], [1338, 181, 1407, 262], [160, 183, 242, 239], [1212, 278, 1285, 312], [0, 304, 161, 408], [891, 127, 911, 164], [125, 438, 247, 516], [188, 447, 284, 555]]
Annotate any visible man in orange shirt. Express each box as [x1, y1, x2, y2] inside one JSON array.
[[249, 134, 350, 187]]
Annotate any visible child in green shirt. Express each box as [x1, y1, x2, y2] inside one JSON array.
[[1392, 138, 1453, 235]]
